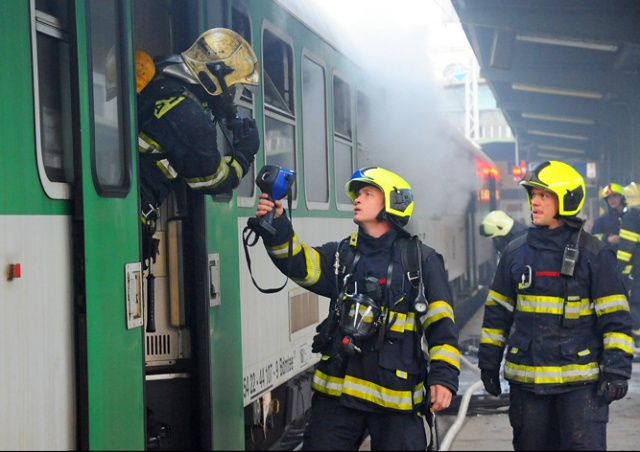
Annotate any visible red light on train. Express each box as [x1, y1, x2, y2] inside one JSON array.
[[511, 166, 525, 181], [479, 165, 500, 179]]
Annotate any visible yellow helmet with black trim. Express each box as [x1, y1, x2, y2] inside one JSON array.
[[345, 167, 414, 227], [479, 210, 514, 238], [623, 182, 640, 208], [519, 160, 585, 216], [600, 183, 624, 200], [181, 28, 259, 97]]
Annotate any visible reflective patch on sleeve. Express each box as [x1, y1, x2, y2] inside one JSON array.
[[154, 96, 185, 118]]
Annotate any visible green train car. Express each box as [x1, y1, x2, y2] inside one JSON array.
[[0, 0, 498, 450]]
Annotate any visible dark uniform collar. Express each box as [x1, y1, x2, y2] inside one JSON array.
[[356, 226, 398, 256]]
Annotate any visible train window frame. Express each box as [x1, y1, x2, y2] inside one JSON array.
[[261, 21, 298, 205], [87, 0, 132, 198], [31, 0, 73, 199], [333, 71, 354, 211], [301, 50, 330, 210], [356, 90, 372, 161], [234, 2, 259, 206]]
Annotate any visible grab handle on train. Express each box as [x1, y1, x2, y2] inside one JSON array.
[[146, 236, 160, 333]]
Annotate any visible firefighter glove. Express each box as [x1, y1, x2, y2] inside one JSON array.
[[311, 318, 333, 354], [481, 369, 502, 396], [598, 373, 628, 404], [233, 118, 260, 168]]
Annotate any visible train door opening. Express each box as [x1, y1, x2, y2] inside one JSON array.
[[132, 1, 219, 449]]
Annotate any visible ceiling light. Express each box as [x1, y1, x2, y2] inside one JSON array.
[[537, 145, 585, 154], [527, 130, 589, 141], [516, 34, 618, 52], [521, 112, 595, 125], [512, 83, 604, 99]]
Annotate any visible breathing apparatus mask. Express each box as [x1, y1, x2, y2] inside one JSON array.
[[338, 276, 384, 357]]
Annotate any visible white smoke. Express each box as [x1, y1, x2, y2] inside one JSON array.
[[287, 0, 479, 218]]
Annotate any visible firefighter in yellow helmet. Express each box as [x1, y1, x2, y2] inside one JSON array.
[[252, 167, 460, 450], [592, 183, 626, 252], [479, 210, 528, 257], [617, 182, 640, 348], [136, 28, 260, 264], [478, 161, 633, 450]]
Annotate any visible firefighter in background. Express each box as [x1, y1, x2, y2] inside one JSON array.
[[617, 182, 640, 349], [479, 210, 528, 257], [592, 183, 626, 252], [478, 160, 633, 450], [136, 28, 261, 262]]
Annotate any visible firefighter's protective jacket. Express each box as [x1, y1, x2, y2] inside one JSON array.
[[592, 207, 624, 252], [617, 208, 640, 279], [260, 214, 460, 413], [479, 223, 633, 394], [137, 75, 258, 210]]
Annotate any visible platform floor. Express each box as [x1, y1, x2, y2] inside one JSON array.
[[360, 304, 640, 451]]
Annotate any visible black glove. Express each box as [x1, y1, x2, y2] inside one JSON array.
[[480, 369, 502, 396], [598, 373, 628, 404], [233, 118, 260, 168], [311, 318, 336, 354]]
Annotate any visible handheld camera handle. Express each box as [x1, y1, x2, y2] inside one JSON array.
[[263, 195, 276, 225]]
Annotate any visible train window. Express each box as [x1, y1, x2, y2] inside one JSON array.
[[333, 75, 353, 208], [232, 2, 256, 106], [262, 28, 294, 116], [262, 24, 297, 201], [234, 3, 258, 201], [88, 0, 131, 196], [302, 54, 329, 207], [32, 0, 73, 199], [333, 76, 352, 139]]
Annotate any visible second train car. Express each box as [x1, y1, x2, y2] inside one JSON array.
[[0, 0, 499, 450]]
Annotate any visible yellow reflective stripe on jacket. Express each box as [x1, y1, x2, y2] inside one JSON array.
[[516, 295, 594, 317], [504, 361, 599, 384], [595, 294, 630, 315], [184, 159, 228, 190], [156, 159, 178, 179], [154, 96, 185, 119], [423, 300, 455, 329], [267, 233, 302, 259], [617, 249, 632, 263], [312, 369, 426, 411], [619, 228, 640, 242], [225, 156, 243, 179], [138, 132, 164, 154], [311, 367, 344, 397], [429, 343, 461, 370], [291, 243, 322, 287], [480, 327, 507, 347], [387, 311, 411, 334], [487, 289, 515, 312], [603, 332, 634, 354], [517, 294, 564, 314], [342, 375, 416, 411]]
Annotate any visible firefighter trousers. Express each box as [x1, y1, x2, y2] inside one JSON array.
[[508, 384, 608, 450], [302, 393, 427, 450]]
